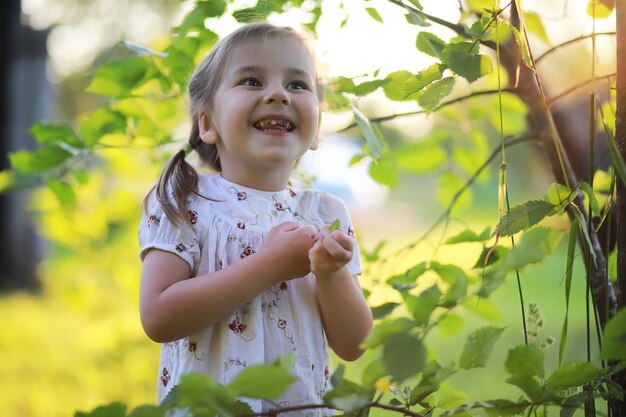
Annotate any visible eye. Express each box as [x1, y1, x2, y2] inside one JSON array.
[[287, 80, 310, 91], [240, 77, 262, 87]]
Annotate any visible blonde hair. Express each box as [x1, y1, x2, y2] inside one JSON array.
[[145, 22, 322, 227]]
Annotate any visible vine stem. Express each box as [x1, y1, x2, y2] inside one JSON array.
[[535, 32, 616, 64], [337, 88, 514, 133]]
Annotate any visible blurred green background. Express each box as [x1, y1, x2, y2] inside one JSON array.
[[0, 0, 616, 416]]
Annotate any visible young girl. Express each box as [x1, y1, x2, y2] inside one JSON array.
[[138, 22, 373, 415]]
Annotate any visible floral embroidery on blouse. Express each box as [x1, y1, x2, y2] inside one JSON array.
[[262, 283, 296, 351], [228, 305, 255, 341], [147, 214, 161, 228], [188, 210, 198, 225], [160, 368, 170, 387], [184, 339, 206, 361]]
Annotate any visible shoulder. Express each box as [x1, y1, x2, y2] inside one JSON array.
[[295, 188, 351, 224]]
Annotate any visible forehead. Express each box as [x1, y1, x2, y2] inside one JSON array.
[[224, 35, 316, 77]]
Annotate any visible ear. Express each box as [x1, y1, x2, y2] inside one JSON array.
[[309, 112, 321, 150], [309, 136, 320, 151], [198, 110, 219, 144]]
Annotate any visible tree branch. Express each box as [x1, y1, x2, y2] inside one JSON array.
[[535, 32, 616, 64], [547, 73, 616, 106], [338, 88, 515, 132]]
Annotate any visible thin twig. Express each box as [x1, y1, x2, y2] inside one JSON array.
[[339, 88, 515, 132], [386, 0, 498, 50], [535, 32, 616, 64], [546, 73, 616, 106]]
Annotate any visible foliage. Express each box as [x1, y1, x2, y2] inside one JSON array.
[[1, 0, 623, 416]]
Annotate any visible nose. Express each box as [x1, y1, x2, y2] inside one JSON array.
[[263, 84, 290, 105]]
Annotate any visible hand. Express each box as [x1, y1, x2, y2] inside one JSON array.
[[309, 227, 354, 279], [258, 221, 318, 282]]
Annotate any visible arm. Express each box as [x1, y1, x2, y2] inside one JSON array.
[[140, 221, 318, 343], [310, 230, 373, 361]]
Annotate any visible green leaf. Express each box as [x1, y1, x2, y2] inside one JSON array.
[[466, 0, 493, 13], [505, 22, 534, 70], [542, 183, 576, 215], [505, 374, 543, 401], [416, 32, 446, 58], [546, 362, 603, 390], [602, 110, 626, 188], [87, 57, 153, 98], [361, 359, 387, 388], [505, 345, 545, 378], [371, 302, 400, 320], [431, 263, 467, 307], [523, 11, 551, 45], [47, 178, 76, 207], [446, 227, 491, 244], [502, 227, 561, 271], [386, 262, 428, 293], [362, 317, 415, 348], [382, 70, 414, 101], [495, 200, 555, 237], [417, 77, 455, 111], [9, 146, 73, 174], [383, 333, 426, 381], [80, 109, 127, 147], [600, 308, 626, 360], [570, 203, 597, 266], [365, 7, 383, 23], [176, 0, 227, 33], [369, 157, 399, 187], [473, 245, 508, 270], [353, 79, 386, 97], [405, 10, 430, 26], [441, 42, 492, 83], [353, 107, 384, 158], [328, 218, 341, 231], [74, 402, 127, 417], [178, 373, 236, 416], [120, 41, 168, 58], [228, 363, 295, 399], [128, 405, 167, 417], [579, 181, 601, 216], [459, 326, 505, 369], [401, 64, 444, 100], [465, 16, 494, 40], [586, 0, 615, 17], [31, 122, 84, 148], [405, 285, 441, 325]]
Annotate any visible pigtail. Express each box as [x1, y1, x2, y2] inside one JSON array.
[[143, 137, 200, 228]]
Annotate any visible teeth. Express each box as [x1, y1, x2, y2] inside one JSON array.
[[255, 119, 293, 130]]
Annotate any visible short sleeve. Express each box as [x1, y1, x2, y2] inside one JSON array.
[[138, 195, 201, 273], [317, 192, 362, 276]]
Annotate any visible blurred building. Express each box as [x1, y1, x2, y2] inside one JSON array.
[[1, 0, 49, 291]]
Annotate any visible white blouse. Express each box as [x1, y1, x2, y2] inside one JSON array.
[[138, 174, 361, 416]]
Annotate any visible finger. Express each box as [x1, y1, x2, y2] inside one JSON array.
[[298, 224, 319, 240], [330, 230, 354, 250], [276, 221, 301, 232], [323, 235, 352, 262]]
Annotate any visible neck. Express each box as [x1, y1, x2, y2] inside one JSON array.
[[220, 166, 292, 191]]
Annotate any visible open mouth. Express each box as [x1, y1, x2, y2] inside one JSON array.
[[253, 119, 295, 132]]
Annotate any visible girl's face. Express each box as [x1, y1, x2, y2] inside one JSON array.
[[198, 35, 320, 189]]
